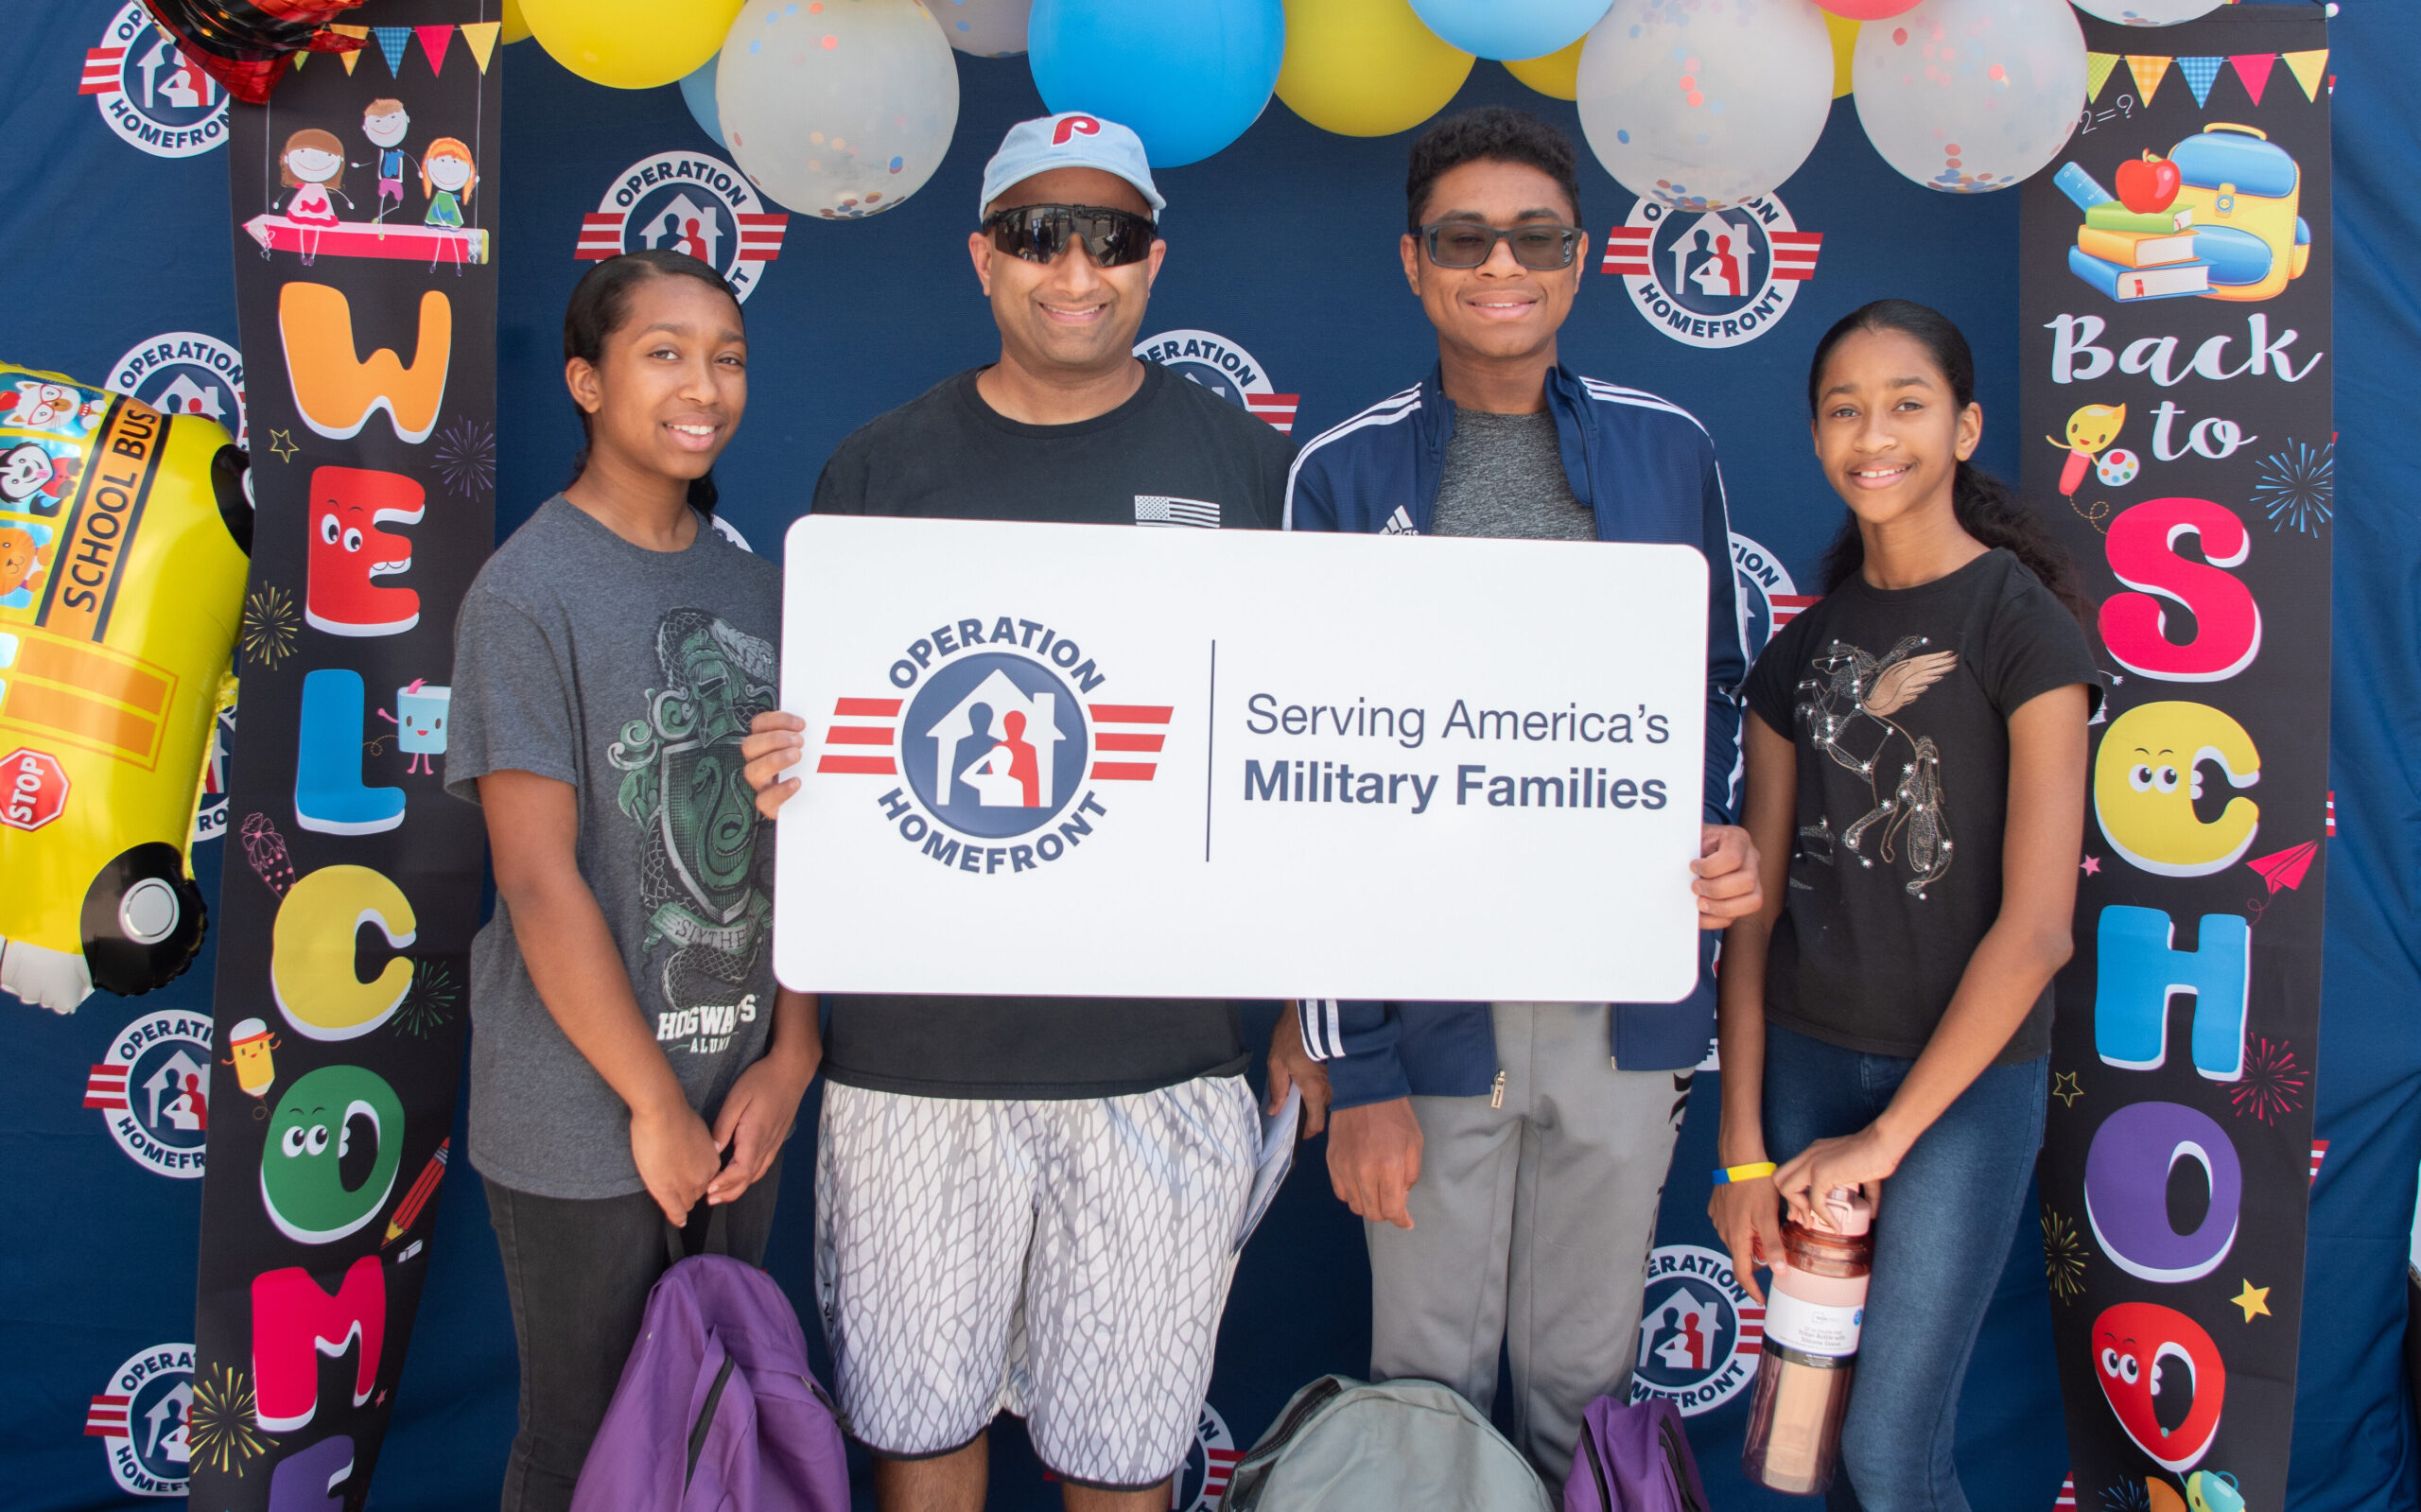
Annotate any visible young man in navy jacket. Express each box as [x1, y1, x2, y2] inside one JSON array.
[[1270, 107, 1763, 1485]]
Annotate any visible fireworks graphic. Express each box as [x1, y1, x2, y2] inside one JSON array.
[[2043, 1205, 2089, 1303], [2101, 1479, 2152, 1512], [241, 582, 299, 669], [396, 959, 461, 1039], [2229, 1035, 2308, 1124], [188, 1363, 273, 1475], [2251, 438, 2333, 537], [435, 418, 496, 500]]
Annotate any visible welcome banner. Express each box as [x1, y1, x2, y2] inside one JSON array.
[[189, 5, 497, 1505], [2025, 8, 2331, 1505]]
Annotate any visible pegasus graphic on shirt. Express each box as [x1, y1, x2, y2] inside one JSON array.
[[1795, 635, 1959, 898], [608, 608, 778, 1022]]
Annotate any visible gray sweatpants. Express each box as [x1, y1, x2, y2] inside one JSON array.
[[1366, 1001, 1688, 1486]]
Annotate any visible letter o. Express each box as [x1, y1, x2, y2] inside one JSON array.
[[890, 659, 918, 688], [2083, 1100, 2241, 1282], [1036, 833, 1064, 860], [898, 814, 927, 842], [1051, 639, 1080, 668]]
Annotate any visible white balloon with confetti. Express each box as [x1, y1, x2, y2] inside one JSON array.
[[1853, 0, 2087, 193], [718, 0, 962, 219]]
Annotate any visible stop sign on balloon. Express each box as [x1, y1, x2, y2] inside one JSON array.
[[3, 748, 70, 832]]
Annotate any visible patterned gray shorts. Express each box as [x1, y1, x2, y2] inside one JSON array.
[[813, 1075, 1259, 1489]]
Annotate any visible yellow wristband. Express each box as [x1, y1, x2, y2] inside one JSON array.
[[1712, 1161, 1776, 1186]]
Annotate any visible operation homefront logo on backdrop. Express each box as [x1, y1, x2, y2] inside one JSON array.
[[1731, 530, 1817, 651], [1602, 195, 1823, 349], [816, 617, 1170, 877], [1137, 329, 1300, 434], [110, 333, 245, 446], [1630, 1244, 1764, 1416], [83, 1008, 212, 1179], [1173, 1401, 1243, 1512], [79, 3, 226, 159], [84, 1342, 194, 1496], [576, 151, 789, 301]]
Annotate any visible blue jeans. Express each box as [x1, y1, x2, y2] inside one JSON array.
[[1760, 1021, 2048, 1512]]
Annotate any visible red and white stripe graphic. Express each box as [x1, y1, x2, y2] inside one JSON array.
[[80, 47, 125, 95], [1602, 225, 1654, 277], [2326, 791, 2337, 837], [2053, 1474, 2077, 1509], [1736, 1301, 1767, 1357], [1197, 1447, 1244, 1503], [84, 1394, 131, 1437], [84, 1063, 130, 1111], [1770, 231, 1824, 282], [1769, 595, 1820, 639], [1089, 704, 1171, 782], [574, 213, 623, 260], [1244, 393, 1299, 434], [2311, 1138, 2329, 1185], [738, 212, 787, 261], [819, 697, 901, 775]]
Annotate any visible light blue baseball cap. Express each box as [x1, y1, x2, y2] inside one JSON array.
[[978, 112, 1166, 220]]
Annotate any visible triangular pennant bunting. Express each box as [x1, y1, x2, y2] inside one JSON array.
[[414, 24, 453, 77], [2178, 56, 2221, 108], [331, 23, 369, 73], [459, 21, 501, 73], [2086, 52, 2120, 103], [371, 25, 411, 77], [2230, 52, 2276, 107], [2283, 48, 2329, 101], [2127, 55, 2172, 106]]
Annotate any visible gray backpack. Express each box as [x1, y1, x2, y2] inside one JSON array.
[[1220, 1375, 1555, 1512]]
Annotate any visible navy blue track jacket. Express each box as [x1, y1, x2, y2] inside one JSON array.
[[1283, 363, 1748, 1106]]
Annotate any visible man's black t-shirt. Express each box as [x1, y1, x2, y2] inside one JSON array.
[[810, 362, 1296, 1099], [1742, 549, 2099, 1065]]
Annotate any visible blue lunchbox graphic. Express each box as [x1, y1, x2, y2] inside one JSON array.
[[2168, 124, 2311, 302]]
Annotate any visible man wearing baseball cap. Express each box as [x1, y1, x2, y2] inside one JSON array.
[[741, 113, 1293, 1512]]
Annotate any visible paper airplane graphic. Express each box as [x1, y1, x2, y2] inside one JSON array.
[[2248, 841, 2318, 894]]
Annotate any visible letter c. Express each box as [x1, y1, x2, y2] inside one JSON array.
[[270, 865, 418, 1041]]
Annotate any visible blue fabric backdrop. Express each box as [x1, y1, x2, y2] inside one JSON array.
[[2, 3, 2409, 1508]]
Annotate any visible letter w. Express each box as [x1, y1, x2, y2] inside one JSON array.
[[2094, 905, 2249, 1080], [280, 283, 452, 443], [252, 1255, 387, 1433]]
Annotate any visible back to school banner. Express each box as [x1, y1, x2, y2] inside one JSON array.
[[190, 8, 499, 1507], [2024, 9, 2332, 1507]]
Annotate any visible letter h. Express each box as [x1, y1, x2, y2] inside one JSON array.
[[252, 1255, 387, 1433], [2094, 905, 2249, 1081]]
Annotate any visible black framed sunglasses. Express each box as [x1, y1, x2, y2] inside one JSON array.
[[981, 202, 1158, 268], [1419, 220, 1587, 270]]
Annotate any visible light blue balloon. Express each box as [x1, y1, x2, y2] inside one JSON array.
[[1028, 0, 1284, 168], [1408, 0, 1612, 62], [680, 55, 724, 148]]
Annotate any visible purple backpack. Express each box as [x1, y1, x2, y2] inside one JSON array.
[[569, 1255, 849, 1512], [1563, 1396, 1711, 1512]]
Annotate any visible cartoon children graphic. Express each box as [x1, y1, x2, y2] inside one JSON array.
[[278, 129, 353, 264], [420, 136, 479, 270], [0, 441, 76, 514], [2047, 403, 2127, 498], [0, 521, 55, 609], [356, 99, 415, 226]]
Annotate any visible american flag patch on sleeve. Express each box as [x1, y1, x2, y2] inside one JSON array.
[[1134, 495, 1221, 529]]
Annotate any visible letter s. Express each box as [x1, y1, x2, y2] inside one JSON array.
[[2099, 498, 2261, 683]]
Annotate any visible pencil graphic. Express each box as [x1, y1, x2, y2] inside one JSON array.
[[383, 1138, 449, 1245]]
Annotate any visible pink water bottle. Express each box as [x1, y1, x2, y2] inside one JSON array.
[[1739, 1188, 1873, 1494]]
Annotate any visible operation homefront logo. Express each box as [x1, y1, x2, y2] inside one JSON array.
[[819, 616, 1170, 877], [80, 4, 226, 159], [1172, 1401, 1243, 1511], [1630, 1244, 1765, 1416], [85, 1342, 194, 1496], [1136, 329, 1300, 434], [1731, 530, 1818, 651], [576, 151, 790, 302], [110, 332, 245, 446], [1601, 194, 1822, 350], [83, 1009, 212, 1178]]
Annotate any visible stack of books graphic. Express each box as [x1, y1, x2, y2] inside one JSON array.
[[2054, 163, 2210, 302]]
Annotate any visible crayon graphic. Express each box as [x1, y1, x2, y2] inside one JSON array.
[[383, 1138, 448, 1245]]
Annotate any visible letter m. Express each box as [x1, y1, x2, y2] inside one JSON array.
[[1244, 760, 1286, 801], [252, 1255, 386, 1433], [2094, 905, 2249, 1080]]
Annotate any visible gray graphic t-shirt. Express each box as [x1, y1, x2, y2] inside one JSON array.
[[446, 496, 782, 1198]]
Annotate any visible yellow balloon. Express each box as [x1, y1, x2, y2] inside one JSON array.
[[1276, 0, 1474, 138], [502, 0, 532, 46], [1505, 34, 1584, 101], [522, 0, 742, 90], [1825, 13, 1856, 98]]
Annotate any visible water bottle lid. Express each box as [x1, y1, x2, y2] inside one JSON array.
[[1820, 1187, 1872, 1236]]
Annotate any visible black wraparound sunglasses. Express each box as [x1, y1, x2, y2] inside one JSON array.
[[981, 203, 1158, 268], [1419, 220, 1587, 270]]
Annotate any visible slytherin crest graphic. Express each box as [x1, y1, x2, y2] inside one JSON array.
[[1797, 635, 1959, 897]]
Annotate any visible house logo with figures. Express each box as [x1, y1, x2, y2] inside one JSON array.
[[83, 1010, 213, 1179], [110, 332, 245, 446], [1136, 330, 1299, 434], [819, 617, 1171, 878], [80, 4, 227, 159], [1630, 1244, 1764, 1416], [85, 1343, 194, 1496], [1172, 1401, 1243, 1511], [576, 151, 790, 302], [1601, 195, 1822, 349], [1731, 531, 1818, 651]]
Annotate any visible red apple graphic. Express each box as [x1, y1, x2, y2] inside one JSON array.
[[2114, 152, 2183, 214]]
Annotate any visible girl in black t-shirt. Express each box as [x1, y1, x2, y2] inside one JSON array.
[[1711, 301, 2098, 1509]]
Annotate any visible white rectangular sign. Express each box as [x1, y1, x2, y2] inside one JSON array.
[[774, 515, 1709, 1003]]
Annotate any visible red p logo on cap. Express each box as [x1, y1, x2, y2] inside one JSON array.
[[1052, 114, 1102, 146]]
